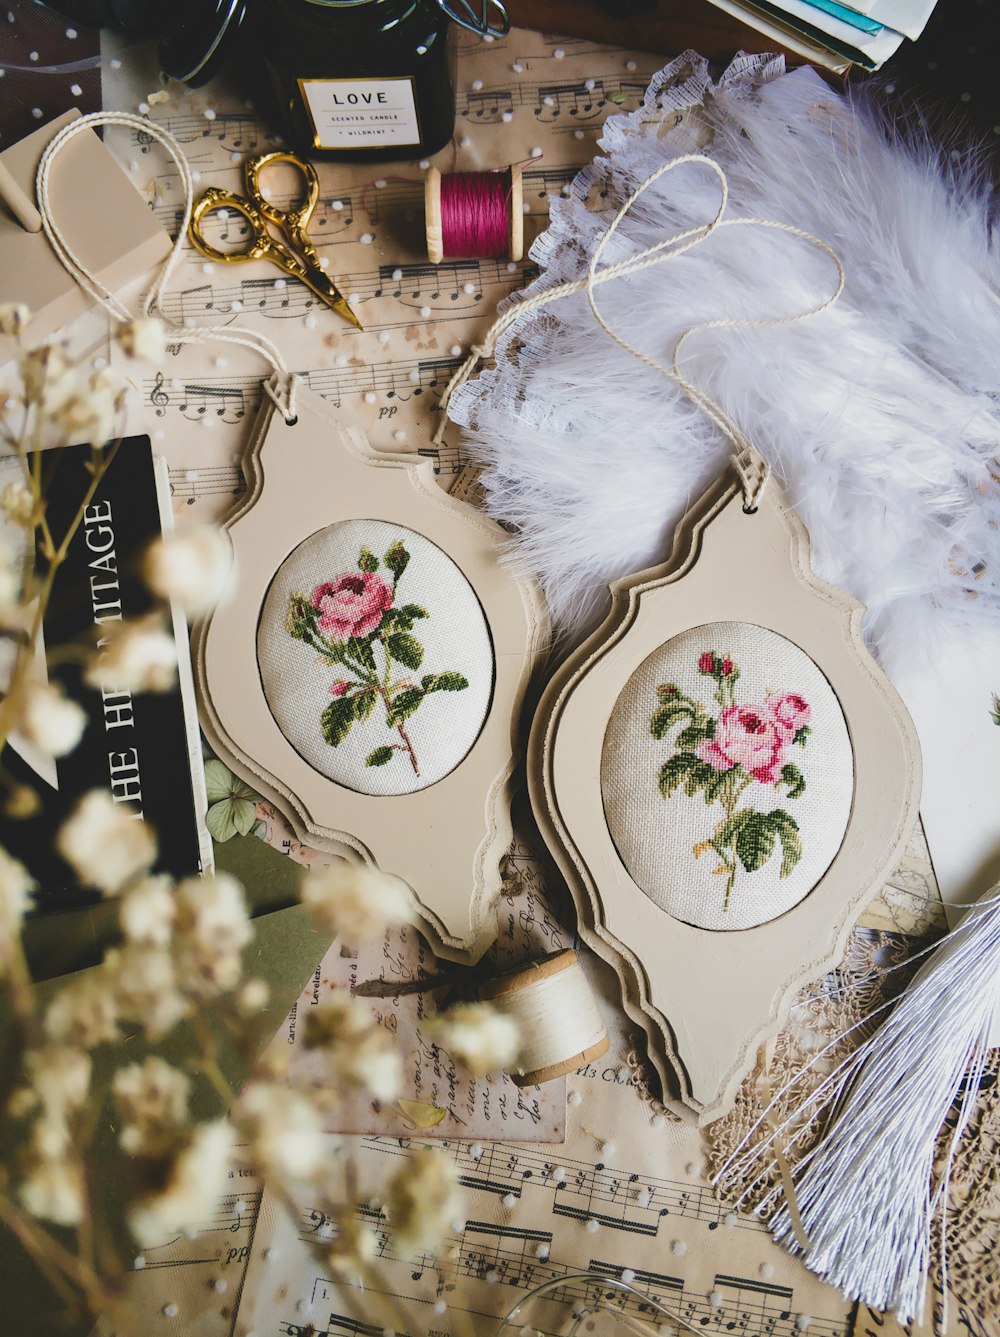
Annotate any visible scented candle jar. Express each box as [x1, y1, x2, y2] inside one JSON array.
[[255, 0, 462, 161]]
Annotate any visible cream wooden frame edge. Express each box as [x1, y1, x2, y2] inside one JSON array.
[[529, 477, 921, 1123], [193, 380, 548, 964]]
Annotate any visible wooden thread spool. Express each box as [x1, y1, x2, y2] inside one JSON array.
[[480, 948, 609, 1086], [424, 164, 523, 264]]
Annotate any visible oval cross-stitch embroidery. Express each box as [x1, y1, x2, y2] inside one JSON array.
[[601, 622, 854, 931], [257, 520, 495, 796]]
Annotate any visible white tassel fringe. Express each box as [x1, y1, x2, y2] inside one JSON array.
[[768, 885, 1000, 1325]]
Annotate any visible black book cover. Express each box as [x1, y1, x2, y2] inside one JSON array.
[[0, 436, 206, 910]]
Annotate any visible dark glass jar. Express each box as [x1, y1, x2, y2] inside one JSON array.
[[254, 0, 459, 162]]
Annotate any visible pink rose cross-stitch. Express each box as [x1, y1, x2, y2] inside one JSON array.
[[286, 538, 469, 778], [650, 651, 811, 911]]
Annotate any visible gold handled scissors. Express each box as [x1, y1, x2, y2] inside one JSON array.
[[188, 150, 362, 331]]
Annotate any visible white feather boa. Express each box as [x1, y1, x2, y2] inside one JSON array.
[[448, 54, 1000, 671]]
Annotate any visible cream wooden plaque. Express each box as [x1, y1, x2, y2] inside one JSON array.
[[529, 476, 921, 1123], [194, 379, 547, 963]]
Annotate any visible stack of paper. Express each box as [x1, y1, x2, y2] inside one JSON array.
[[707, 0, 938, 72]]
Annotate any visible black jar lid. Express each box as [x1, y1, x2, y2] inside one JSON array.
[[159, 0, 254, 87]]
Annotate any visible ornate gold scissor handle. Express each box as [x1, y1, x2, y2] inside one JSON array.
[[187, 153, 362, 329]]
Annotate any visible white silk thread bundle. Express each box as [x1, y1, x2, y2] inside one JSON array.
[[717, 884, 1000, 1327]]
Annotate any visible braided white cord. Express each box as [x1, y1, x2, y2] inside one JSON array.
[[35, 111, 298, 419], [435, 153, 845, 510]]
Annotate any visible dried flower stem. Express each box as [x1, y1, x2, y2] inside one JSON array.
[[0, 1188, 108, 1320], [188, 1010, 237, 1106], [0, 435, 122, 765]]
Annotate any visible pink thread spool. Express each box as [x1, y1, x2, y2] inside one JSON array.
[[424, 165, 523, 264]]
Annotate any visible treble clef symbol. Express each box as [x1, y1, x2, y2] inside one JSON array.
[[150, 371, 169, 417], [136, 127, 153, 153]]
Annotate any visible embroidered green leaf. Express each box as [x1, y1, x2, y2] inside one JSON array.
[[386, 632, 424, 670], [366, 746, 395, 767], [658, 751, 713, 798], [385, 541, 410, 582], [387, 687, 425, 728], [705, 765, 742, 807], [350, 636, 377, 674], [734, 812, 777, 873], [358, 546, 379, 573], [777, 762, 806, 799], [768, 810, 802, 877], [354, 688, 377, 722], [321, 695, 357, 747], [399, 603, 428, 622], [650, 701, 696, 740], [794, 725, 811, 747], [676, 718, 715, 749], [287, 592, 315, 641], [422, 671, 468, 693], [656, 683, 681, 702], [714, 810, 751, 851]]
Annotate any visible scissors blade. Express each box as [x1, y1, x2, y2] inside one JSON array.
[[296, 260, 363, 330]]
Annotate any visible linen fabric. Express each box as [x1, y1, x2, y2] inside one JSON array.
[[257, 518, 495, 796], [601, 621, 854, 931]]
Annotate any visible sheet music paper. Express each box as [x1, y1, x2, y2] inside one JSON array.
[[92, 1172, 261, 1337], [233, 1031, 855, 1337], [231, 827, 943, 1337], [99, 29, 667, 522], [253, 815, 567, 1142]]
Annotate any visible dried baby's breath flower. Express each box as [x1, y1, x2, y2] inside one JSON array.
[[105, 943, 189, 1039], [386, 1146, 461, 1257], [327, 1213, 378, 1281], [0, 845, 34, 977], [85, 613, 177, 694], [25, 1046, 91, 1116], [146, 89, 170, 106], [44, 969, 120, 1048], [234, 1082, 326, 1184], [303, 993, 403, 1102], [172, 872, 252, 996], [0, 302, 31, 335], [1, 480, 35, 526], [128, 1119, 235, 1245], [236, 977, 270, 1016], [46, 366, 125, 449], [7, 1087, 38, 1119], [119, 875, 176, 947], [28, 1111, 71, 1162], [3, 785, 40, 820], [144, 525, 233, 617], [19, 1156, 84, 1227], [117, 317, 167, 362], [18, 680, 87, 758], [56, 790, 156, 894], [424, 1002, 521, 1077], [300, 861, 416, 945], [19, 342, 73, 404], [113, 1057, 190, 1156]]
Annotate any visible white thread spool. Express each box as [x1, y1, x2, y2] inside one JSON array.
[[480, 949, 608, 1086]]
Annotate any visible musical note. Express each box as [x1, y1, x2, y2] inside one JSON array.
[[456, 76, 646, 126], [178, 383, 247, 425]]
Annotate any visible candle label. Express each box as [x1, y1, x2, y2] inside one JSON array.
[[298, 76, 421, 150]]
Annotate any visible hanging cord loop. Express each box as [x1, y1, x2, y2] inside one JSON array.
[[35, 111, 300, 423], [433, 153, 845, 512]]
